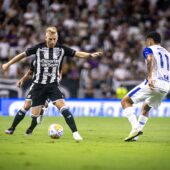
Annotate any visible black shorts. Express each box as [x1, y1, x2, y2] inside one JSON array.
[[31, 82, 64, 107]]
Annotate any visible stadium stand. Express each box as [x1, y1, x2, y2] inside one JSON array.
[[0, 0, 170, 98]]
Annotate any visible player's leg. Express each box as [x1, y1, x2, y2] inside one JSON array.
[[5, 100, 32, 134], [49, 83, 82, 141], [134, 91, 167, 141], [25, 84, 46, 135], [133, 102, 150, 141], [25, 106, 42, 135], [54, 99, 77, 132], [121, 95, 143, 141], [5, 84, 35, 134], [53, 99, 83, 141], [121, 96, 140, 130], [37, 100, 49, 124], [138, 102, 150, 131], [121, 81, 149, 141]]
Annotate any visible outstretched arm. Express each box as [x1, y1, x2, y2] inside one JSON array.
[[75, 51, 103, 58], [146, 54, 154, 88], [17, 69, 33, 88], [2, 52, 27, 71]]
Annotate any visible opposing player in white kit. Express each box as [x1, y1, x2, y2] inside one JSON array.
[[121, 32, 170, 141]]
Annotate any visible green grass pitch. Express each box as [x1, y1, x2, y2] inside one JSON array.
[[0, 116, 170, 170]]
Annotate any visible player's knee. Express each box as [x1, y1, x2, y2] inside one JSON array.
[[121, 95, 133, 109], [24, 100, 32, 111], [121, 97, 125, 108], [32, 106, 42, 116], [53, 99, 65, 110], [121, 96, 129, 109]]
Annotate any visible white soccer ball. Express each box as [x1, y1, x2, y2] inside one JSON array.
[[48, 124, 64, 139]]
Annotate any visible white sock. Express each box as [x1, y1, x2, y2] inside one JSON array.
[[123, 107, 139, 129], [73, 131, 78, 135], [138, 115, 148, 131]]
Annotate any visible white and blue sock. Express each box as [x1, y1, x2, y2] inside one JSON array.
[[123, 107, 139, 130], [138, 115, 148, 131]]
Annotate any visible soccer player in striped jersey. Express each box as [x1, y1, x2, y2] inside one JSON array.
[[121, 32, 170, 141], [2, 26, 102, 141]]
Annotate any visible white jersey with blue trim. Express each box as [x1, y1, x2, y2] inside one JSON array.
[[143, 45, 170, 92]]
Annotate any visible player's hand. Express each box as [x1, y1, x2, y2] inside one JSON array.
[[16, 80, 23, 88], [58, 73, 62, 82], [148, 78, 154, 89], [91, 52, 103, 58], [2, 63, 10, 72]]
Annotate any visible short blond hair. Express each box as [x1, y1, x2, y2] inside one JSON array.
[[46, 26, 57, 34]]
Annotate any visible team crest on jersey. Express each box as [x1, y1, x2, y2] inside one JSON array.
[[44, 52, 49, 59], [53, 48, 64, 59]]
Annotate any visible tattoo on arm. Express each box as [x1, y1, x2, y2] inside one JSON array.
[[146, 55, 153, 78]]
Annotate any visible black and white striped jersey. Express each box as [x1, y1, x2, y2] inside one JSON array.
[[25, 42, 76, 84], [30, 59, 36, 72]]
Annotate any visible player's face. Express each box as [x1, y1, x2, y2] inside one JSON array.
[[45, 32, 58, 48]]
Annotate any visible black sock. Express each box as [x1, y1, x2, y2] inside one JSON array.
[[40, 108, 44, 115], [27, 116, 37, 132], [61, 109, 77, 132], [10, 109, 26, 130]]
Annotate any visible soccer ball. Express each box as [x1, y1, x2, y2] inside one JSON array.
[[48, 124, 63, 139]]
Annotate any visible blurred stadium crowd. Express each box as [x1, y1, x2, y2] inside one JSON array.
[[0, 0, 170, 98]]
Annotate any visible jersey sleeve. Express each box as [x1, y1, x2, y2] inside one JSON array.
[[62, 45, 76, 57], [143, 47, 153, 59], [25, 43, 41, 56]]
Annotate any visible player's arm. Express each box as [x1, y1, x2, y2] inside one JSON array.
[[17, 69, 33, 88], [2, 52, 27, 72], [75, 51, 103, 58], [2, 43, 40, 72], [63, 44, 103, 58], [58, 71, 62, 82], [146, 54, 154, 88], [143, 47, 154, 88]]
